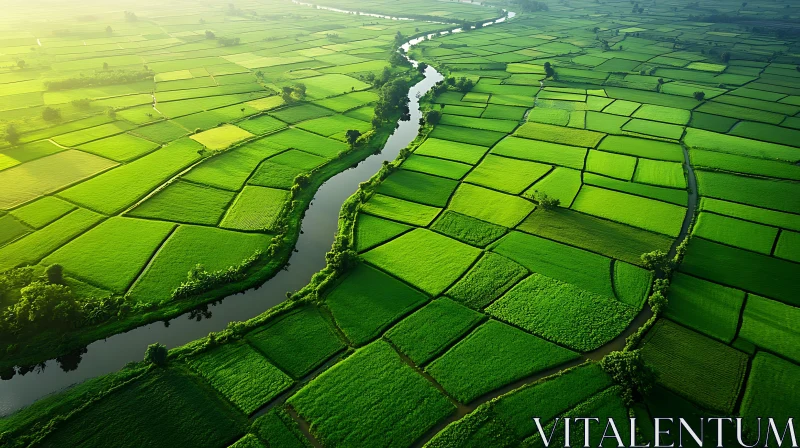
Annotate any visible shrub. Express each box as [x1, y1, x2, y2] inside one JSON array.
[[693, 90, 706, 101], [42, 107, 61, 121], [533, 191, 560, 210], [144, 342, 168, 366], [46, 264, 64, 284], [640, 249, 670, 272], [424, 109, 441, 125], [600, 350, 655, 406]]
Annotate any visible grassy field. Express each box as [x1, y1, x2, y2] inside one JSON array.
[[288, 341, 455, 447], [426, 320, 578, 403]]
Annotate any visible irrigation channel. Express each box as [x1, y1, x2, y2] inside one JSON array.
[[0, 11, 519, 416]]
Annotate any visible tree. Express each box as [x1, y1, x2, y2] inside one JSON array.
[[10, 281, 78, 330], [640, 249, 670, 272], [648, 290, 668, 315], [693, 90, 706, 101], [42, 107, 61, 121], [205, 30, 216, 39], [4, 124, 19, 146], [103, 62, 109, 70], [389, 51, 409, 67], [106, 108, 117, 119], [600, 350, 655, 406], [741, 1, 747, 8], [124, 11, 138, 22], [105, 26, 113, 36], [217, 37, 240, 46], [16, 60, 26, 70], [424, 109, 441, 126], [281, 86, 294, 103], [46, 264, 64, 284], [417, 62, 428, 74], [543, 61, 555, 78], [345, 130, 362, 148], [144, 343, 168, 366], [533, 191, 560, 210], [294, 83, 306, 100], [393, 31, 405, 47], [720, 51, 731, 63], [71, 98, 91, 109]]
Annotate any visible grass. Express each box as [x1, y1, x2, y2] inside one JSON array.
[[684, 128, 798, 162], [0, 208, 104, 272], [58, 139, 202, 215], [314, 90, 378, 112], [0, 150, 118, 210], [0, 140, 63, 172], [183, 138, 286, 191], [288, 340, 455, 447], [261, 128, 348, 159], [42, 217, 174, 294], [385, 297, 484, 365], [362, 228, 481, 296], [690, 149, 800, 182], [247, 305, 346, 378], [696, 170, 800, 215], [413, 137, 489, 165], [354, 213, 411, 252], [446, 252, 528, 311], [130, 120, 188, 143], [298, 74, 370, 99], [740, 352, 800, 424], [540, 387, 630, 448], [128, 225, 271, 303], [230, 434, 265, 448], [269, 104, 335, 124], [613, 261, 653, 309], [518, 208, 672, 266], [449, 184, 535, 228], [632, 104, 690, 125], [430, 210, 507, 248], [37, 366, 246, 448], [360, 194, 441, 226], [400, 155, 472, 180], [523, 167, 583, 206], [692, 212, 778, 255], [77, 133, 160, 162], [515, 122, 604, 147], [490, 136, 587, 170], [190, 124, 254, 150], [237, 115, 288, 135], [251, 408, 311, 448], [700, 197, 800, 232], [482, 104, 527, 120], [487, 274, 637, 351], [52, 122, 134, 147], [220, 186, 288, 231], [621, 119, 684, 140], [188, 341, 294, 414], [0, 215, 29, 246], [296, 114, 370, 137], [586, 150, 636, 181], [775, 230, 800, 263], [490, 231, 615, 298], [464, 155, 551, 195], [247, 161, 306, 189], [665, 272, 745, 343], [426, 320, 578, 403], [633, 159, 685, 189], [680, 237, 799, 306], [438, 115, 519, 133], [639, 319, 749, 414], [325, 263, 428, 346], [739, 294, 800, 364], [429, 124, 506, 147], [571, 185, 685, 237], [491, 364, 612, 440], [583, 173, 687, 206], [597, 135, 684, 162], [376, 169, 458, 207], [128, 181, 235, 226]]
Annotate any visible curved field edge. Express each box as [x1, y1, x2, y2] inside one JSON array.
[[0, 106, 412, 372]]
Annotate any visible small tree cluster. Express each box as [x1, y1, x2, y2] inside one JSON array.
[[423, 109, 441, 126], [345, 129, 362, 148], [124, 11, 138, 22], [640, 249, 671, 273], [144, 343, 168, 366], [217, 36, 241, 46], [533, 191, 560, 210], [544, 61, 555, 78], [693, 90, 706, 101], [42, 107, 61, 122], [4, 124, 19, 146], [445, 76, 474, 92], [600, 350, 656, 406]]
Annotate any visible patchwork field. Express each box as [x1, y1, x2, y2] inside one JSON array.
[[2, 0, 799, 446]]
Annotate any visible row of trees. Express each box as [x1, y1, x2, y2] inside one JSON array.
[[44, 69, 153, 91]]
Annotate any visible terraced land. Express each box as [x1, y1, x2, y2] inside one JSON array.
[[2, 0, 800, 446]]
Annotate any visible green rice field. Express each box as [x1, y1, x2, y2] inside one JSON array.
[[2, 0, 799, 446]]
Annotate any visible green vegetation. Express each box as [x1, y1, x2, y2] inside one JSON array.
[[446, 252, 528, 310], [288, 341, 454, 447], [362, 229, 481, 296], [325, 263, 428, 346], [740, 352, 800, 425], [430, 211, 507, 248], [486, 274, 637, 351], [639, 320, 748, 414], [247, 305, 346, 378], [665, 273, 745, 343], [426, 320, 578, 403], [739, 295, 800, 364], [188, 342, 293, 414], [385, 298, 484, 365]]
